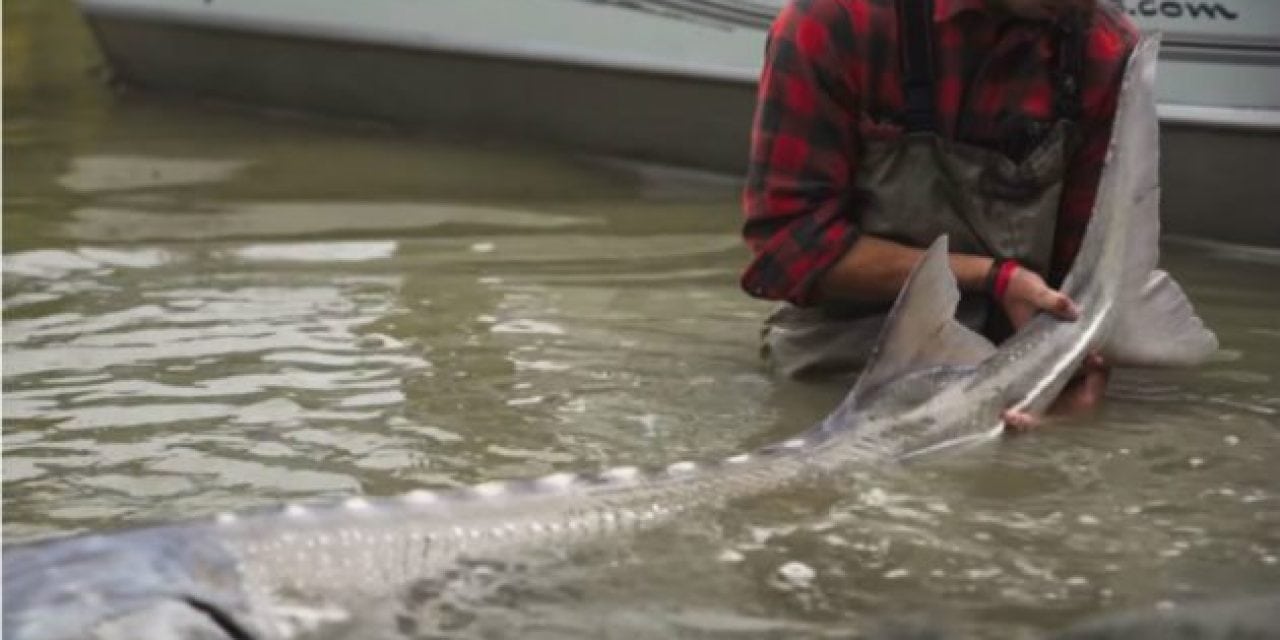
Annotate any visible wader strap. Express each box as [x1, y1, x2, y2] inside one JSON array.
[[896, 0, 1085, 134], [898, 0, 936, 133], [1053, 12, 1085, 122]]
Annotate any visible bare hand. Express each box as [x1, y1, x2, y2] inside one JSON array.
[[995, 266, 1105, 432], [999, 264, 1080, 330], [1002, 353, 1109, 432]]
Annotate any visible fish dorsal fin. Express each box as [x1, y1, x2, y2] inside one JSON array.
[[851, 236, 996, 399]]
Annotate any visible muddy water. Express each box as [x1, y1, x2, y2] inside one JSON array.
[[4, 2, 1278, 638]]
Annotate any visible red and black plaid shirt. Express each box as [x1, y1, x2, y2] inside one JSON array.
[[741, 0, 1138, 305]]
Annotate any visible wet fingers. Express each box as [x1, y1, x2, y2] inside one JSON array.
[[1041, 291, 1080, 321], [1002, 409, 1041, 433]]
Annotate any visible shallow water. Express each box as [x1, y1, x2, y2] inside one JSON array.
[[4, 3, 1279, 638]]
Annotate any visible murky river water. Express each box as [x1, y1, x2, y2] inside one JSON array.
[[4, 2, 1279, 638]]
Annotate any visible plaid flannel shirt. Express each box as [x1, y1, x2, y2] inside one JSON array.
[[741, 0, 1138, 305]]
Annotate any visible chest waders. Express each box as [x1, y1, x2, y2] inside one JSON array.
[[762, 0, 1085, 378]]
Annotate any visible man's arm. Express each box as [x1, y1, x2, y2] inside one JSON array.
[[818, 235, 1082, 324], [817, 235, 995, 302]]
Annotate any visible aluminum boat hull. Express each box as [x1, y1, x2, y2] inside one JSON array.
[[78, 0, 1280, 247]]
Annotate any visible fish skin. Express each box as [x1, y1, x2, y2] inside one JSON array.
[[3, 35, 1215, 640]]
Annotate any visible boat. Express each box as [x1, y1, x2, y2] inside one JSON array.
[[76, 0, 1280, 247]]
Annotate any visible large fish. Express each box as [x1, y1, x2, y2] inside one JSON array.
[[2, 35, 1217, 640]]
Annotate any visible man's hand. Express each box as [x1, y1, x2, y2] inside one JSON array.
[[999, 264, 1080, 330], [1003, 353, 1109, 432], [996, 264, 1109, 431], [1050, 352, 1110, 414]]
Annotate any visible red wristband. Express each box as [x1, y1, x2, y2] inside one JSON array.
[[993, 259, 1020, 301]]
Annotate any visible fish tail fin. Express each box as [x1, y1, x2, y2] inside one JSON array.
[[1104, 269, 1218, 366], [1067, 34, 1218, 366]]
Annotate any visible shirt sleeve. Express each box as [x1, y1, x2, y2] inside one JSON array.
[[1050, 14, 1138, 286], [740, 0, 863, 306]]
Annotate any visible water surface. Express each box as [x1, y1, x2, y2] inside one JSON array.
[[4, 3, 1278, 638]]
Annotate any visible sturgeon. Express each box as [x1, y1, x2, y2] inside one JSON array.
[[3, 35, 1218, 640]]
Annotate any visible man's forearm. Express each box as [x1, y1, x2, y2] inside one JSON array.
[[815, 235, 997, 304]]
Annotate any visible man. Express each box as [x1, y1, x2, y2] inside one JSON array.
[[741, 0, 1137, 426]]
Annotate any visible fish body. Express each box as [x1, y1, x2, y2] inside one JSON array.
[[3, 35, 1217, 640]]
